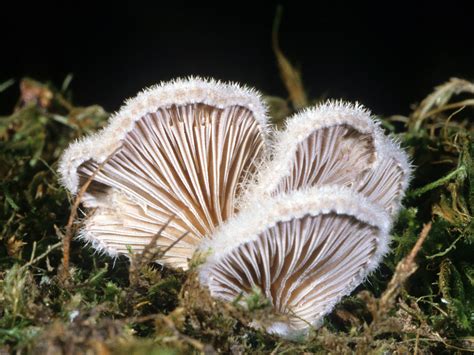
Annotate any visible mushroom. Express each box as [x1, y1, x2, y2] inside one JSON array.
[[245, 101, 411, 217], [59, 77, 268, 269], [199, 186, 390, 337]]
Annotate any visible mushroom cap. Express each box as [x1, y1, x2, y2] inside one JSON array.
[[199, 186, 391, 337], [243, 100, 411, 217], [59, 77, 269, 269]]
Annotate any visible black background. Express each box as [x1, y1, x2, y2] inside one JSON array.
[[1, 1, 473, 116]]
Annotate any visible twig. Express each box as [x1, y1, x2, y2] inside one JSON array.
[[376, 222, 432, 319], [161, 231, 189, 257], [414, 329, 420, 355], [22, 242, 62, 271], [355, 224, 432, 353], [60, 149, 119, 282], [137, 216, 175, 262], [419, 99, 474, 122], [139, 216, 182, 264], [129, 216, 189, 287]]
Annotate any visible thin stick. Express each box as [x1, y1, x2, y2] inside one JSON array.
[[377, 222, 432, 318], [161, 231, 189, 256], [22, 242, 62, 271], [129, 217, 189, 287], [419, 99, 474, 121], [60, 149, 119, 281], [138, 215, 177, 262]]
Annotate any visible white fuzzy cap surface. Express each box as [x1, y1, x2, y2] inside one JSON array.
[[240, 100, 412, 219], [248, 100, 386, 196], [376, 133, 413, 200], [58, 76, 270, 195]]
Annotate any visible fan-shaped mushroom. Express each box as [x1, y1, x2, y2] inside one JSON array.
[[59, 77, 268, 269], [246, 101, 411, 217], [199, 186, 390, 337]]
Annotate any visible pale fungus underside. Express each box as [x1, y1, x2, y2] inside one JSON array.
[[200, 187, 390, 336], [58, 77, 411, 337], [76, 104, 265, 269], [249, 102, 411, 216], [59, 78, 268, 269]]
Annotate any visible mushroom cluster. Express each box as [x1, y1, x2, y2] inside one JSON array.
[[59, 77, 411, 338]]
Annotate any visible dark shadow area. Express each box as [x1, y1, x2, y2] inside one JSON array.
[[1, 2, 473, 115]]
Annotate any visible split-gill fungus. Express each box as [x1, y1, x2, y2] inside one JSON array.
[[59, 78, 411, 338], [59, 77, 269, 269], [245, 101, 411, 217], [199, 186, 390, 337]]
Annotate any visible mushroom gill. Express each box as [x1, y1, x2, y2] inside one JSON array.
[[59, 78, 268, 269], [356, 135, 412, 216], [199, 186, 390, 337]]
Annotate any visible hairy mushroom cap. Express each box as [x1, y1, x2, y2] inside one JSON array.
[[199, 186, 391, 338], [59, 77, 269, 269], [244, 101, 411, 217]]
